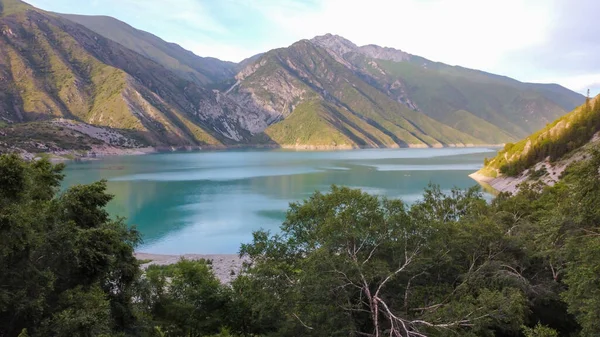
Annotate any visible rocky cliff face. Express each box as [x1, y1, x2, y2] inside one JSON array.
[[358, 44, 411, 62]]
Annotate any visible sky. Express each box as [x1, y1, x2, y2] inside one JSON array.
[[26, 0, 600, 96]]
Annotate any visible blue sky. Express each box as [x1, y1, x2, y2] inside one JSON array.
[[27, 0, 600, 95]]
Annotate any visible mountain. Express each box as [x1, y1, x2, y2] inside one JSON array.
[[59, 14, 239, 86], [471, 95, 600, 193], [310, 34, 584, 142], [0, 2, 588, 156], [0, 0, 266, 150], [227, 40, 481, 148], [223, 34, 583, 147]]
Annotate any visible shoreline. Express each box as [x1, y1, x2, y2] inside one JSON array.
[[135, 252, 245, 284], [469, 133, 600, 194], [469, 158, 570, 195], [468, 172, 514, 195], [43, 143, 503, 162]]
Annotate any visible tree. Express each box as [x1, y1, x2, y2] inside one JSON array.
[[240, 185, 529, 337], [140, 259, 232, 337], [522, 323, 559, 337], [0, 154, 141, 336], [555, 150, 600, 336]]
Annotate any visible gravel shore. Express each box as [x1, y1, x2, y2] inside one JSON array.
[[135, 253, 246, 284]]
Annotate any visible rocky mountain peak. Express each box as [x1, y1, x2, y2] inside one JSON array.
[[358, 44, 411, 62], [310, 33, 359, 56], [311, 34, 411, 64]]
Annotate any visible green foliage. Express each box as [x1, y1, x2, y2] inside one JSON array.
[[556, 150, 600, 336], [238, 185, 529, 336], [139, 259, 231, 337], [0, 154, 141, 337], [528, 166, 548, 180], [522, 323, 559, 337], [487, 96, 600, 176], [231, 150, 600, 336]]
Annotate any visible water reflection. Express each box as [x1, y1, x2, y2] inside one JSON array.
[[61, 148, 498, 254]]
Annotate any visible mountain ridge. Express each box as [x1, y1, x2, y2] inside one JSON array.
[[227, 39, 483, 148], [309, 34, 583, 139], [0, 2, 260, 148], [59, 14, 240, 87], [0, 1, 588, 158]]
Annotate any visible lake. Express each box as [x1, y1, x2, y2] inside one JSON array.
[[62, 147, 498, 254]]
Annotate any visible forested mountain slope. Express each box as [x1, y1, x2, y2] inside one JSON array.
[[480, 95, 599, 175], [471, 95, 600, 193]]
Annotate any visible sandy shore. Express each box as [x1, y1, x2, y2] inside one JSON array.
[[135, 252, 246, 284]]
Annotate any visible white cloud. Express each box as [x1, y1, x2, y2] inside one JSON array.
[[121, 0, 231, 35], [180, 39, 262, 61], [532, 73, 600, 95], [254, 0, 554, 71]]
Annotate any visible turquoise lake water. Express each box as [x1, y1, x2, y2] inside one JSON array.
[[61, 148, 498, 254]]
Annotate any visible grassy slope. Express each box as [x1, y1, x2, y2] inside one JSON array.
[[0, 0, 30, 17], [264, 100, 415, 148], [264, 100, 356, 147], [1, 7, 144, 129], [239, 41, 482, 148], [443, 110, 517, 144], [0, 2, 227, 147], [368, 58, 571, 141], [477, 95, 600, 177], [407, 55, 584, 111], [60, 14, 237, 86]]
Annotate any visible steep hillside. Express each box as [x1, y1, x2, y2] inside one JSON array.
[[228, 40, 482, 148], [0, 2, 587, 152], [60, 14, 239, 86], [0, 0, 262, 148], [311, 34, 584, 142], [471, 95, 600, 193]]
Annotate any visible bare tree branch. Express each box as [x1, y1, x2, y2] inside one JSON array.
[[292, 313, 314, 330]]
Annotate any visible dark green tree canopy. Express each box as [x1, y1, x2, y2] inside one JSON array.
[[0, 155, 141, 337]]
